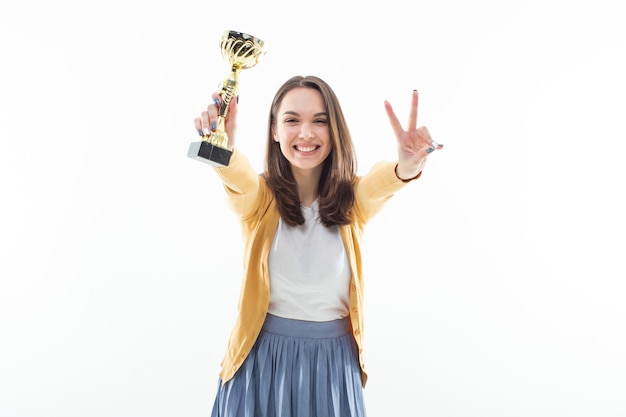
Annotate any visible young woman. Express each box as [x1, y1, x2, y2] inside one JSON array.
[[193, 75, 441, 417]]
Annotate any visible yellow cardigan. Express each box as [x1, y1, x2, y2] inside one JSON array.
[[213, 149, 415, 387]]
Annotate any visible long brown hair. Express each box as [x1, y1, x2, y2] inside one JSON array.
[[263, 75, 357, 227]]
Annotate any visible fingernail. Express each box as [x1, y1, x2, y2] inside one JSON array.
[[437, 143, 444, 149], [203, 127, 211, 135], [214, 97, 221, 106], [236, 95, 239, 104], [426, 147, 435, 154], [211, 121, 217, 130], [197, 129, 203, 136]]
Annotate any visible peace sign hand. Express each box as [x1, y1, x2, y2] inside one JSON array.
[[384, 90, 442, 181]]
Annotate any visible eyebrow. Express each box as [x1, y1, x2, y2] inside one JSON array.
[[281, 111, 328, 117]]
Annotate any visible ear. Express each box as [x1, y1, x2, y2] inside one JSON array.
[[271, 125, 279, 142]]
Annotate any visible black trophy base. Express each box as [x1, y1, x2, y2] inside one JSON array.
[[188, 141, 232, 167]]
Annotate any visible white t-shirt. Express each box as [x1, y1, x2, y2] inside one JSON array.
[[268, 199, 351, 321]]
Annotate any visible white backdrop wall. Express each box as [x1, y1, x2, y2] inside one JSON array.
[[1, 1, 625, 416]]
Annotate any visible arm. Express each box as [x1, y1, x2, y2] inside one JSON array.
[[354, 160, 408, 221], [353, 90, 442, 222], [194, 92, 260, 218], [213, 149, 262, 218]]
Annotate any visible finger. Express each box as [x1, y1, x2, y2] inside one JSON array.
[[417, 126, 430, 141], [204, 93, 222, 131], [194, 117, 203, 136], [384, 100, 404, 139], [418, 126, 443, 150], [200, 110, 211, 135], [228, 93, 238, 120], [408, 90, 418, 132], [211, 94, 221, 112], [206, 105, 219, 132], [223, 94, 238, 143], [421, 133, 436, 155]]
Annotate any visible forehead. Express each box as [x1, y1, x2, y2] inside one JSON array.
[[279, 87, 325, 113]]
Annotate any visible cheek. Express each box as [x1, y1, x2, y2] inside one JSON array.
[[277, 138, 292, 154], [274, 126, 290, 142], [321, 132, 332, 148], [318, 127, 331, 141]]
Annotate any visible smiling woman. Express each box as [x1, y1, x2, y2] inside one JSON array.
[[193, 75, 442, 417]]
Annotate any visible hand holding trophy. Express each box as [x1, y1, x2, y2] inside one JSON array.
[[188, 30, 266, 167]]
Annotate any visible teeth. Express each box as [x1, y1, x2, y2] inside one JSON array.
[[296, 145, 318, 153]]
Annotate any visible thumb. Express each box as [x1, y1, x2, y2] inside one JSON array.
[[224, 94, 238, 149]]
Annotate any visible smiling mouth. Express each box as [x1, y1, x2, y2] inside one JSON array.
[[294, 145, 320, 153]]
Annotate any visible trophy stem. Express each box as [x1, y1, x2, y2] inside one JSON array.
[[209, 67, 241, 148], [219, 69, 240, 116]]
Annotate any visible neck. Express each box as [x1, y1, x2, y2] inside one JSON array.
[[292, 166, 322, 207]]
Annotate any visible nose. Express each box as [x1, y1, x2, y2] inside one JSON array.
[[298, 123, 314, 139]]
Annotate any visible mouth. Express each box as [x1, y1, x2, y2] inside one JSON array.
[[294, 145, 320, 153]]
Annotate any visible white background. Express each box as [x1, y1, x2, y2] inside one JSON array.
[[1, 0, 625, 416]]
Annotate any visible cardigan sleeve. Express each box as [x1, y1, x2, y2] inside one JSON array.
[[353, 160, 415, 222], [212, 149, 262, 219]]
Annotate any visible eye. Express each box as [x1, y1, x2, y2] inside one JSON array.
[[314, 119, 328, 125], [283, 118, 298, 124]]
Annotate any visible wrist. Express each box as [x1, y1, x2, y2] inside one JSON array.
[[395, 164, 422, 182]]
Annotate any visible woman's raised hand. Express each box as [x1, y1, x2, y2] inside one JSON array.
[[194, 92, 239, 150], [384, 90, 442, 180]]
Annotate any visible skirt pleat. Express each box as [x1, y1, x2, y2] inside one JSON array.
[[211, 314, 366, 417]]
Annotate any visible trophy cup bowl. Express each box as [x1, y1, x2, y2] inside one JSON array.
[[220, 31, 265, 70], [188, 30, 266, 167]]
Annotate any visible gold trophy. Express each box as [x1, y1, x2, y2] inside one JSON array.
[[188, 30, 266, 167]]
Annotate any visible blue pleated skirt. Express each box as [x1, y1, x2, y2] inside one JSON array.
[[210, 313, 367, 417]]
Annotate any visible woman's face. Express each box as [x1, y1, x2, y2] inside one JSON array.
[[272, 87, 332, 174]]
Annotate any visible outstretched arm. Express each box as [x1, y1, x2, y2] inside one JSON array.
[[384, 90, 442, 181]]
